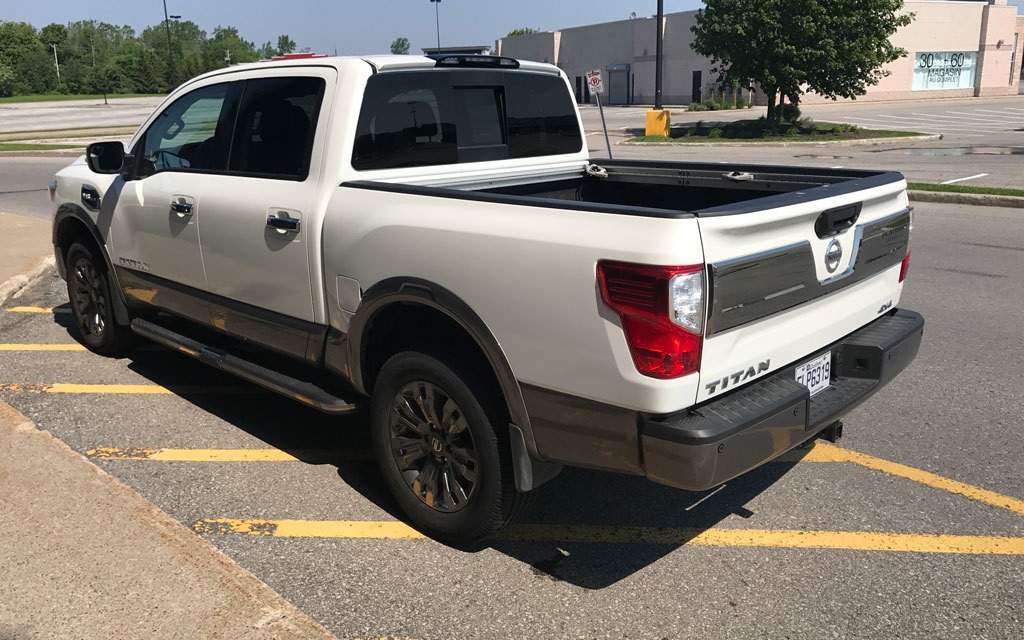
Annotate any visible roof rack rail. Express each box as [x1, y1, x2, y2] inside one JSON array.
[[430, 54, 520, 69]]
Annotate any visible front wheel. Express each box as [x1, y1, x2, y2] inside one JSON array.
[[371, 351, 529, 544], [65, 241, 134, 356]]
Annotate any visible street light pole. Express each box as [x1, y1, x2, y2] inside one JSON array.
[[161, 0, 176, 87], [430, 0, 441, 52], [654, 0, 664, 110]]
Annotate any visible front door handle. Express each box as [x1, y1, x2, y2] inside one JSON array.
[[170, 200, 193, 216], [267, 215, 300, 232]]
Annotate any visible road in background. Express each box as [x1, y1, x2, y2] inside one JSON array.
[[582, 95, 1024, 188], [0, 157, 73, 220], [3, 95, 1022, 193], [0, 97, 162, 133], [1, 202, 1021, 638]]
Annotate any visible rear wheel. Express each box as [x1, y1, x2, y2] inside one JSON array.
[[65, 242, 134, 356], [371, 351, 529, 544]]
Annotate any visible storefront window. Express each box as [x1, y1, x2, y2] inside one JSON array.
[[912, 52, 976, 91]]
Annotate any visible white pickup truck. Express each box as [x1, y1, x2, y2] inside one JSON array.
[[51, 53, 923, 543]]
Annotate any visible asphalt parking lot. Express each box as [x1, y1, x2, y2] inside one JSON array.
[[581, 96, 1024, 188], [1, 201, 1021, 639]]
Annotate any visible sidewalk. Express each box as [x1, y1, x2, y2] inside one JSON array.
[[0, 212, 54, 305], [0, 213, 335, 639]]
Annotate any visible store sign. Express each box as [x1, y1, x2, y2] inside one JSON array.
[[912, 51, 976, 91]]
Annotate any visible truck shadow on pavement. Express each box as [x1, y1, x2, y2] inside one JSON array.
[[76, 335, 807, 591]]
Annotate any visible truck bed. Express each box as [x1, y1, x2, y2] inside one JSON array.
[[347, 159, 905, 218]]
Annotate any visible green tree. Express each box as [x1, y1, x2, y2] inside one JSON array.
[[131, 47, 165, 93], [390, 36, 410, 55], [506, 28, 538, 38], [276, 34, 296, 55], [203, 26, 258, 69], [691, 0, 913, 130], [0, 63, 15, 97], [0, 22, 43, 94]]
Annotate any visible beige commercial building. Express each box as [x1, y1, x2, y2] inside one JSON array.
[[496, 0, 1023, 105]]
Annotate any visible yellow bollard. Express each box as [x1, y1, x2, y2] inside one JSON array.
[[645, 109, 671, 137]]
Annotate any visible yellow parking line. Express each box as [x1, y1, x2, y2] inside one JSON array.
[[804, 443, 1024, 517], [0, 383, 252, 394], [88, 447, 371, 463], [85, 441, 1024, 517], [7, 306, 69, 314], [0, 344, 86, 351], [193, 518, 1024, 554]]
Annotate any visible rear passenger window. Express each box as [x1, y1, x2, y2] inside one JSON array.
[[352, 69, 582, 171], [352, 75, 457, 170], [505, 74, 582, 158], [228, 76, 325, 180]]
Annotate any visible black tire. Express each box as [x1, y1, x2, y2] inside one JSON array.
[[371, 351, 529, 544], [65, 241, 134, 356]]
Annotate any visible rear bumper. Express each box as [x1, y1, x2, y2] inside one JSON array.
[[641, 308, 924, 491]]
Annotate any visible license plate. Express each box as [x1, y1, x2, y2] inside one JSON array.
[[795, 352, 831, 396]]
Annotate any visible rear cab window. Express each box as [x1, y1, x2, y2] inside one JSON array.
[[352, 69, 581, 171]]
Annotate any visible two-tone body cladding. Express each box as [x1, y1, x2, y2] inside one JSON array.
[[51, 53, 923, 542]]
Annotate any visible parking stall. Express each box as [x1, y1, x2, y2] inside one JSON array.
[[2, 265, 1022, 638]]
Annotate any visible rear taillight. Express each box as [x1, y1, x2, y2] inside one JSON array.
[[597, 260, 705, 379], [899, 249, 911, 283]]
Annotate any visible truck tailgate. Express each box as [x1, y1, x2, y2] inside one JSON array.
[[696, 178, 912, 404]]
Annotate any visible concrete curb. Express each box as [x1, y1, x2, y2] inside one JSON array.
[[619, 134, 942, 147], [0, 401, 336, 639], [0, 254, 55, 307], [907, 190, 1024, 209]]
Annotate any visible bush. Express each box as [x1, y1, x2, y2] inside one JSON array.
[[688, 102, 708, 112], [781, 102, 801, 123], [708, 127, 723, 138], [830, 123, 860, 134]]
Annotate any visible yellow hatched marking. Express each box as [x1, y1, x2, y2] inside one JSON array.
[[0, 344, 86, 351], [193, 518, 1024, 554], [794, 443, 1024, 517], [87, 447, 370, 463]]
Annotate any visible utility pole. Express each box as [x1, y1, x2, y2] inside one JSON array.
[[50, 44, 61, 85], [162, 0, 176, 87], [429, 0, 441, 52]]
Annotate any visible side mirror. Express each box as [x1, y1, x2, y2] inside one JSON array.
[[86, 141, 126, 174]]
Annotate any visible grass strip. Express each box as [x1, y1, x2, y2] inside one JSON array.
[[0, 142, 80, 152], [0, 124, 136, 136], [908, 182, 1024, 198], [628, 120, 923, 143]]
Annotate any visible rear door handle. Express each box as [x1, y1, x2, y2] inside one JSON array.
[[267, 215, 300, 232]]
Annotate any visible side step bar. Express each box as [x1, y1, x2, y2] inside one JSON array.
[[130, 318, 359, 415]]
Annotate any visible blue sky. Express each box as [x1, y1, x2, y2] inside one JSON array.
[[6, 1, 1021, 56], [3, 1, 704, 55]]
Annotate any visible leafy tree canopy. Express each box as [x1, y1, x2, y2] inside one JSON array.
[[276, 34, 296, 55], [0, 17, 285, 97], [691, 0, 914, 128], [506, 28, 538, 38], [390, 36, 410, 55]]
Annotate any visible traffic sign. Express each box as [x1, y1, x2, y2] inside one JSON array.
[[586, 69, 604, 95]]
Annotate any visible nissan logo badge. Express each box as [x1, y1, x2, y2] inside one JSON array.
[[824, 239, 843, 273]]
